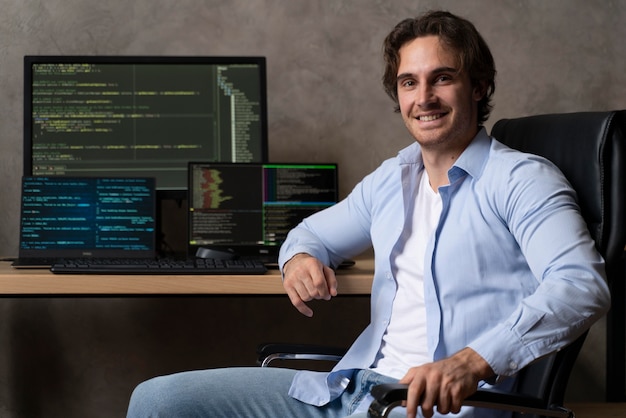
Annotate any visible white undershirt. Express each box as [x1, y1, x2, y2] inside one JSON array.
[[371, 169, 442, 379]]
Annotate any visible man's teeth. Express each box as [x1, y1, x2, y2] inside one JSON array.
[[419, 114, 442, 121]]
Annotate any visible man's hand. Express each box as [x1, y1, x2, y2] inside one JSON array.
[[282, 253, 338, 317], [399, 347, 494, 418]]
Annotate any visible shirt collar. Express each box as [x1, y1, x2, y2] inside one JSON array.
[[451, 126, 491, 181], [396, 127, 492, 181]]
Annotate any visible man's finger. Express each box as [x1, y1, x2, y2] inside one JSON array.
[[286, 288, 314, 317], [323, 265, 338, 298]]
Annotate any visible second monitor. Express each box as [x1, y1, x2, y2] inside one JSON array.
[[188, 162, 338, 262]]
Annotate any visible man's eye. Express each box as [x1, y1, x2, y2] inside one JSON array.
[[401, 80, 415, 88], [436, 75, 452, 83]]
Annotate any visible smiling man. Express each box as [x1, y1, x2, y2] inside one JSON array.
[[127, 10, 610, 418]]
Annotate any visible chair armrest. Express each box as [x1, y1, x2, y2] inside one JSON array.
[[256, 343, 347, 367], [367, 384, 573, 418]]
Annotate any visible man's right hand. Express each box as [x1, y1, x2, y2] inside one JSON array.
[[282, 253, 338, 317]]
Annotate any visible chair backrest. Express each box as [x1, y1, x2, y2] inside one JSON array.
[[491, 110, 626, 409]]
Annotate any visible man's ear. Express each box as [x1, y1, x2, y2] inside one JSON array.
[[473, 80, 488, 101]]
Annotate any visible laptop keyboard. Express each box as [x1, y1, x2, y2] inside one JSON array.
[[50, 258, 267, 275]]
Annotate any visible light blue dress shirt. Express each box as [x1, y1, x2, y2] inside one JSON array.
[[278, 128, 610, 412]]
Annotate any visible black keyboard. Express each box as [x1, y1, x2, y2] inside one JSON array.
[[50, 258, 267, 275]]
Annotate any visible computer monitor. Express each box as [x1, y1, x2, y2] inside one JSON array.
[[17, 176, 156, 260], [23, 55, 269, 200], [187, 162, 339, 261]]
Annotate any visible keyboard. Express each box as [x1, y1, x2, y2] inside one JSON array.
[[50, 258, 267, 275]]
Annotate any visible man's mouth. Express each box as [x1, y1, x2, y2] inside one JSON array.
[[417, 113, 445, 122]]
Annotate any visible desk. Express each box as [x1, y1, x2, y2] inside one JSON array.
[[0, 258, 375, 417], [0, 258, 374, 295]]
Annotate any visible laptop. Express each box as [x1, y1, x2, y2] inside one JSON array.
[[187, 162, 347, 268], [12, 176, 157, 268]]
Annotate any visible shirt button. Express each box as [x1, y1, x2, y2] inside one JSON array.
[[509, 361, 518, 370]]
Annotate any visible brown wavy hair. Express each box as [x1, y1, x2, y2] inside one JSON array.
[[382, 10, 496, 124]]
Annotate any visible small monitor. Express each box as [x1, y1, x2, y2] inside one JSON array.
[[17, 176, 156, 260], [23, 56, 269, 199], [187, 162, 339, 260]]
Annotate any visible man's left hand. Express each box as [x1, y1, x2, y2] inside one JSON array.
[[399, 347, 494, 418]]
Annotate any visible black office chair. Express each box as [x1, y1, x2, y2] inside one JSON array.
[[259, 110, 626, 418]]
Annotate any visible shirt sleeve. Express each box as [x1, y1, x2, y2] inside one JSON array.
[[468, 156, 611, 377]]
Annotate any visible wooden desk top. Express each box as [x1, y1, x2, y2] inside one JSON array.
[[0, 258, 374, 295]]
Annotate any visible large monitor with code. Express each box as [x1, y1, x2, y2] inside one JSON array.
[[187, 162, 338, 260], [23, 56, 268, 199]]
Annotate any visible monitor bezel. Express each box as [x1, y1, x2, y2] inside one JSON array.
[[22, 55, 270, 201]]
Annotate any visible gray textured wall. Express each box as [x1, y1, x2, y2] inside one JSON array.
[[0, 0, 624, 416]]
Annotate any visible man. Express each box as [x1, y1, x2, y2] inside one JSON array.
[[127, 10, 610, 418]]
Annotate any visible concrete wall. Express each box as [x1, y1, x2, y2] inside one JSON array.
[[0, 0, 624, 416]]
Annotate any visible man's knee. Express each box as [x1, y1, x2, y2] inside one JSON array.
[[127, 376, 175, 417]]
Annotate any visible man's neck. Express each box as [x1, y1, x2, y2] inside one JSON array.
[[420, 128, 479, 192], [421, 144, 466, 191]]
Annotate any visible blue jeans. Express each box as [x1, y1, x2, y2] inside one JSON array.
[[126, 367, 405, 417]]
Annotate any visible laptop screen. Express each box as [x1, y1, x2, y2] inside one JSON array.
[[18, 176, 156, 259], [187, 162, 338, 258]]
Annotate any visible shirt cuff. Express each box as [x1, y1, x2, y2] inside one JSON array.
[[468, 323, 536, 377]]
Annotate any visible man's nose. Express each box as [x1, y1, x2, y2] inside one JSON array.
[[417, 84, 436, 107]]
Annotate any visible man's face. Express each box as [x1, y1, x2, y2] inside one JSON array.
[[396, 35, 483, 152]]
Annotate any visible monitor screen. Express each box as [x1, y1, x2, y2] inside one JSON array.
[[18, 176, 156, 259], [23, 56, 269, 199], [187, 162, 338, 259]]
